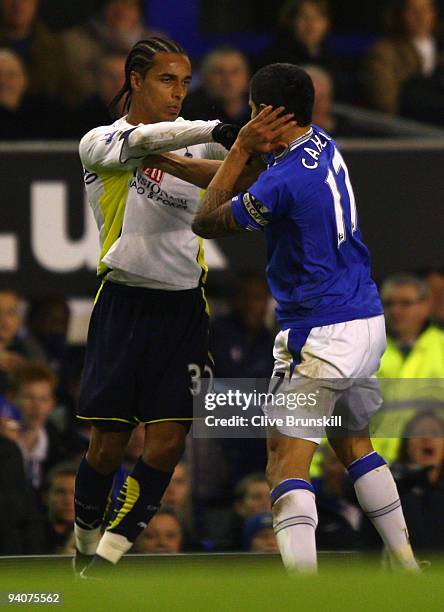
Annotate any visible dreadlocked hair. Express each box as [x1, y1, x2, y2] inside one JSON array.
[[109, 37, 187, 116]]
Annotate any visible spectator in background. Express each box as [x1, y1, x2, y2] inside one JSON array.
[[220, 473, 271, 551], [211, 275, 274, 380], [0, 49, 70, 139], [373, 274, 444, 463], [25, 296, 70, 373], [422, 268, 444, 328], [0, 430, 41, 554], [12, 361, 86, 494], [182, 47, 251, 126], [379, 275, 444, 378], [210, 275, 273, 499], [259, 1, 334, 73], [243, 513, 278, 553], [71, 53, 126, 137], [362, 0, 444, 124], [0, 289, 44, 393], [303, 64, 395, 138], [162, 462, 197, 548], [132, 508, 184, 554], [0, 0, 74, 104], [362, 411, 444, 551], [39, 463, 77, 554], [313, 445, 362, 550], [62, 0, 157, 103]]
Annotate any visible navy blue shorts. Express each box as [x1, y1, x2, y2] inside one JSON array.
[[77, 281, 209, 431]]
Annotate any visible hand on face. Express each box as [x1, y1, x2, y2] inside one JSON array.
[[235, 105, 295, 155]]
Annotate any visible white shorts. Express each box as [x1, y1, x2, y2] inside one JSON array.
[[264, 315, 387, 443]]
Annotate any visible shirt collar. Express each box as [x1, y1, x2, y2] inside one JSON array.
[[271, 127, 314, 165]]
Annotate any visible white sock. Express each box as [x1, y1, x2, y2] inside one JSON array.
[[74, 524, 101, 556], [271, 482, 318, 573], [349, 453, 418, 570], [95, 531, 133, 565]]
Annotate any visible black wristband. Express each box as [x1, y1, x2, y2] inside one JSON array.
[[212, 123, 241, 150]]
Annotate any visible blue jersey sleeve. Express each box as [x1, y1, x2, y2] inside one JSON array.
[[231, 170, 284, 231]]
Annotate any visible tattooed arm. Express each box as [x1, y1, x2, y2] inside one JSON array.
[[192, 105, 295, 239], [191, 146, 252, 238]]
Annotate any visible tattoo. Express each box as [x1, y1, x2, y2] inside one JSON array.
[[192, 187, 245, 238]]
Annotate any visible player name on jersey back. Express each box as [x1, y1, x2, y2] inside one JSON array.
[[231, 125, 383, 330]]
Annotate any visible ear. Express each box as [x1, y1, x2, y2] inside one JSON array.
[[130, 70, 143, 93]]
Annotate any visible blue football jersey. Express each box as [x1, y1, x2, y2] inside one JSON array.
[[231, 125, 383, 330]]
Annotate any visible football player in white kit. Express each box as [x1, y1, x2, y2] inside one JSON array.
[[73, 37, 277, 576]]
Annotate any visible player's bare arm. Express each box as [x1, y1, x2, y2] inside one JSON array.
[[141, 153, 266, 191], [191, 106, 295, 238]]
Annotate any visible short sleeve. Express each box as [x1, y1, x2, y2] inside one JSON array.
[[231, 171, 282, 231]]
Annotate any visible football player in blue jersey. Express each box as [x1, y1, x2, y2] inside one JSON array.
[[145, 63, 419, 572]]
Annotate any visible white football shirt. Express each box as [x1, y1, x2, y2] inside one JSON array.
[[79, 115, 225, 290]]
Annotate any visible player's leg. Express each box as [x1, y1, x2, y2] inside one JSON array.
[[266, 434, 319, 572], [328, 431, 418, 570], [93, 421, 187, 564], [74, 426, 132, 560]]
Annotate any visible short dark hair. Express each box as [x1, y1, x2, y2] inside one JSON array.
[[250, 63, 314, 126], [45, 461, 78, 490]]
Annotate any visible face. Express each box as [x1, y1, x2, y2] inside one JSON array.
[[132, 53, 192, 123], [426, 272, 444, 323], [136, 514, 182, 553], [406, 415, 444, 467], [403, 0, 436, 37], [311, 72, 333, 122], [293, 1, 330, 48], [0, 52, 27, 107], [30, 300, 69, 338], [0, 0, 39, 29], [104, 0, 141, 32], [162, 463, 190, 510], [236, 279, 270, 331], [251, 528, 278, 553], [47, 474, 75, 524], [0, 291, 21, 346], [382, 283, 431, 338], [238, 481, 271, 518], [204, 52, 249, 103], [18, 380, 55, 428], [98, 55, 126, 105]]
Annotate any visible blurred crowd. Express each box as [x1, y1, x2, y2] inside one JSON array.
[[0, 0, 443, 559], [0, 267, 443, 556], [0, 0, 444, 140]]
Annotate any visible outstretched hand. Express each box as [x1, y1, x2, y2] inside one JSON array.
[[235, 106, 296, 155]]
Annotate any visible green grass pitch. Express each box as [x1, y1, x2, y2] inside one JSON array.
[[0, 553, 442, 612]]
